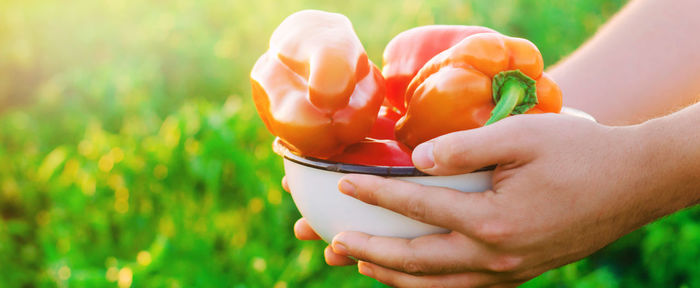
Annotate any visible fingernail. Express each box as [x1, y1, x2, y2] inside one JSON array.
[[412, 142, 435, 169], [331, 240, 348, 255], [338, 179, 357, 197], [358, 261, 374, 277]]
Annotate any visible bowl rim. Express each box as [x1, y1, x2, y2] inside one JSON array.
[[271, 107, 594, 177], [273, 138, 494, 176]]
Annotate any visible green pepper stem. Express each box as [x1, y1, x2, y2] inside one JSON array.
[[485, 78, 526, 125]]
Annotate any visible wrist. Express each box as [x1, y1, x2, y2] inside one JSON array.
[[598, 124, 661, 233], [629, 112, 700, 220]]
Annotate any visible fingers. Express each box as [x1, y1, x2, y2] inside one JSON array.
[[282, 176, 290, 193], [332, 231, 508, 275], [324, 246, 356, 266], [338, 174, 493, 231], [293, 218, 321, 240], [357, 261, 512, 288], [412, 117, 533, 175]]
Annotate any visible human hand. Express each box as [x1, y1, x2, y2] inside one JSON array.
[[323, 113, 676, 287]]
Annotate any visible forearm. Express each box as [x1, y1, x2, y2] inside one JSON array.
[[630, 102, 700, 227], [549, 0, 700, 125]]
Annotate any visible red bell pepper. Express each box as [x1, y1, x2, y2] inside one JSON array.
[[327, 138, 413, 166], [382, 25, 495, 113], [367, 105, 403, 140]]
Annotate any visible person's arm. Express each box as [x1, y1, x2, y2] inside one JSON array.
[[549, 0, 700, 125]]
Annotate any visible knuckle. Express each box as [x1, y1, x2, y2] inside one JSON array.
[[404, 195, 428, 221], [400, 249, 426, 275], [486, 255, 523, 273], [369, 177, 396, 205], [400, 257, 426, 275], [356, 235, 377, 259], [473, 221, 512, 246], [363, 185, 379, 205]]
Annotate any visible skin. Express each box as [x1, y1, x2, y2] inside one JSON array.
[[549, 0, 700, 125], [286, 0, 700, 286]]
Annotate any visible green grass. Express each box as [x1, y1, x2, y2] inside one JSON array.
[[1, 0, 699, 287]]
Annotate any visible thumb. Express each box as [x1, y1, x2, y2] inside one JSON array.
[[411, 117, 531, 176]]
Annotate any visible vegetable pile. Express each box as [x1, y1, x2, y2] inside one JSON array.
[[251, 10, 562, 166]]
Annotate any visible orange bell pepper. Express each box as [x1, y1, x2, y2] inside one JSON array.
[[251, 10, 385, 159], [382, 25, 495, 113], [395, 33, 563, 148]]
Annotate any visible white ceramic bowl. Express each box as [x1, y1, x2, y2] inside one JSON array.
[[278, 107, 594, 243], [280, 146, 492, 242]]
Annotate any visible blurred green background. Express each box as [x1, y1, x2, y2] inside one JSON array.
[[2, 0, 700, 287]]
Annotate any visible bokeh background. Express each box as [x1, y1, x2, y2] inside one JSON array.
[[2, 0, 700, 287]]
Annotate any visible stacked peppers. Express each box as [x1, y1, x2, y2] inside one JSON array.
[[251, 10, 563, 165]]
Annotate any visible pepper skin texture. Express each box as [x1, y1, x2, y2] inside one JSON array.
[[382, 25, 495, 113], [251, 10, 385, 159], [395, 33, 563, 149]]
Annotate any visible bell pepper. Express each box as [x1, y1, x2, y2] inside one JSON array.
[[395, 33, 563, 148], [251, 10, 385, 159], [327, 138, 413, 166], [382, 25, 495, 113], [367, 105, 402, 140]]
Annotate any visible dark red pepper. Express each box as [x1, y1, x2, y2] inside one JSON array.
[[327, 138, 413, 166], [367, 105, 403, 140]]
